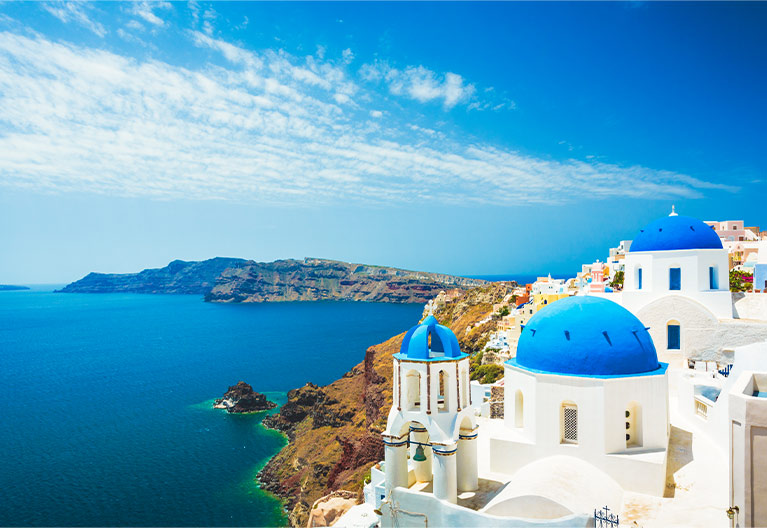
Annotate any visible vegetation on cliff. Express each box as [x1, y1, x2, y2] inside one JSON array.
[[257, 282, 513, 526]]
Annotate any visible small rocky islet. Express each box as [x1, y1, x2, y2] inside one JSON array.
[[214, 381, 276, 413]]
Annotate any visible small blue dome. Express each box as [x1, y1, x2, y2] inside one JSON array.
[[398, 315, 463, 360], [513, 296, 659, 376], [630, 214, 723, 252]]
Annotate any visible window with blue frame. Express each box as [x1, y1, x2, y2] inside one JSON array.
[[669, 268, 681, 290], [637, 268, 643, 290], [667, 324, 681, 350], [709, 266, 718, 290]]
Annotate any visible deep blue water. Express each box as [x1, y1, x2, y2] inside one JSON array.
[[0, 288, 423, 527]]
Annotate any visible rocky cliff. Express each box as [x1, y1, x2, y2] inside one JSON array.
[[59, 257, 485, 303], [257, 282, 513, 527], [205, 258, 487, 304], [57, 257, 249, 294]]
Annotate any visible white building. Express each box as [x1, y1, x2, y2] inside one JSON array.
[[372, 297, 671, 527], [587, 210, 767, 363], [495, 296, 669, 497], [381, 315, 477, 506], [607, 239, 632, 277]]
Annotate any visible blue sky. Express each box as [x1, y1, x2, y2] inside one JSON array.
[[0, 2, 765, 284]]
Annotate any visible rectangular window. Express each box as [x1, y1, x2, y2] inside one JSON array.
[[562, 405, 578, 444], [709, 266, 718, 290], [668, 324, 681, 350], [637, 268, 643, 290], [669, 268, 681, 290]]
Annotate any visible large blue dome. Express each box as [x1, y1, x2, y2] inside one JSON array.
[[629, 214, 723, 252], [397, 315, 464, 361], [512, 296, 660, 377]]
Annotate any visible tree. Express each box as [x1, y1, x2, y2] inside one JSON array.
[[609, 270, 624, 290], [497, 306, 510, 317]]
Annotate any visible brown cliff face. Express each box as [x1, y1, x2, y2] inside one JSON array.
[[205, 258, 487, 304], [257, 283, 513, 527]]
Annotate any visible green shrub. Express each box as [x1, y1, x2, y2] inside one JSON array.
[[730, 270, 753, 292], [472, 364, 504, 384]]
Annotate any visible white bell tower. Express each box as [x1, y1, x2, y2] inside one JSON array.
[[381, 315, 477, 505]]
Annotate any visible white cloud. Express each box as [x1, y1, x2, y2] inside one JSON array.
[[130, 1, 171, 27], [42, 2, 107, 37], [202, 7, 217, 35], [360, 61, 475, 110], [342, 48, 354, 64], [0, 31, 733, 208]]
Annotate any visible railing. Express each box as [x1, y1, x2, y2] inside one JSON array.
[[718, 364, 733, 377], [594, 506, 619, 528]]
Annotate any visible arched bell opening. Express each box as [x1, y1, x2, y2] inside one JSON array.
[[404, 369, 422, 411]]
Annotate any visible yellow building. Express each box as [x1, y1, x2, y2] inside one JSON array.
[[532, 292, 570, 312]]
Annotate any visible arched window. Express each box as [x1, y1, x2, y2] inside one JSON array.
[[514, 390, 524, 428], [667, 320, 681, 350], [438, 370, 449, 413], [561, 401, 578, 444], [405, 370, 421, 411], [625, 401, 642, 448], [636, 267, 643, 290]]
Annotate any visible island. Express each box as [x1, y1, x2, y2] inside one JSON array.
[[58, 257, 487, 304], [0, 285, 30, 291], [214, 381, 277, 413], [56, 257, 249, 295]]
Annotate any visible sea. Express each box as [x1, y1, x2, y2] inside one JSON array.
[[0, 287, 423, 527]]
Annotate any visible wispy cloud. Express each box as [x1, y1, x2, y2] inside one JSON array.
[[42, 2, 107, 37], [0, 31, 734, 207], [360, 61, 477, 110], [129, 1, 171, 27]]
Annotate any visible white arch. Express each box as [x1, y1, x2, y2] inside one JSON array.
[[515, 389, 524, 428], [403, 369, 422, 411]]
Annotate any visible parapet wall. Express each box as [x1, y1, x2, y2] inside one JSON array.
[[733, 292, 767, 321]]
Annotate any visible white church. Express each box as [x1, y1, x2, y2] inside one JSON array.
[[343, 210, 767, 528], [589, 209, 767, 364]]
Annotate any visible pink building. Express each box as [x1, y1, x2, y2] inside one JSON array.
[[589, 260, 606, 293], [705, 220, 755, 242]]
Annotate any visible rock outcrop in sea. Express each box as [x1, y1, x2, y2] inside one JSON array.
[[214, 381, 276, 413], [257, 282, 514, 527]]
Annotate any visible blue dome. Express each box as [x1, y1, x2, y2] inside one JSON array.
[[398, 314, 463, 361], [513, 296, 659, 376], [630, 214, 723, 252]]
